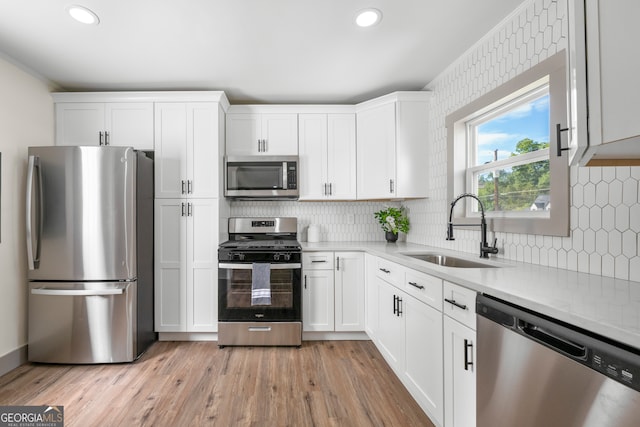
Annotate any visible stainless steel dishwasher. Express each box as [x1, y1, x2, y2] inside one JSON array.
[[476, 294, 640, 427]]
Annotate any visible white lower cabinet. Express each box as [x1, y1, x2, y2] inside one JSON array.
[[443, 282, 477, 427], [302, 252, 364, 332], [154, 198, 219, 332], [334, 252, 365, 331], [373, 262, 445, 426], [376, 276, 406, 368], [405, 295, 444, 426], [364, 253, 379, 338], [303, 269, 335, 331]]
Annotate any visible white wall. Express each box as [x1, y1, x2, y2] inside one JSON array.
[[0, 56, 54, 362]]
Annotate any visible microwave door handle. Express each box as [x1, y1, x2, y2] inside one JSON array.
[[282, 161, 288, 189]]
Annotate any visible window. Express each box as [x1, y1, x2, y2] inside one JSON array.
[[446, 52, 569, 236]]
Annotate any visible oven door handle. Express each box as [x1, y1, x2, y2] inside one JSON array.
[[218, 263, 302, 270]]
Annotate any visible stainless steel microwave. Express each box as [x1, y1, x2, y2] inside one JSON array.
[[224, 156, 299, 199]]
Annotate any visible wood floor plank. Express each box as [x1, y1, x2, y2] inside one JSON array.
[[0, 341, 435, 427]]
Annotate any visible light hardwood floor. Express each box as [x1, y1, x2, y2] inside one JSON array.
[[0, 341, 435, 427]]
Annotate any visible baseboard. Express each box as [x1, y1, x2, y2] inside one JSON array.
[[302, 331, 369, 341], [157, 331, 370, 342], [0, 345, 28, 377], [158, 332, 218, 341]]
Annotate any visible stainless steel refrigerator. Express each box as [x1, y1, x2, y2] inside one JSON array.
[[26, 146, 155, 363]]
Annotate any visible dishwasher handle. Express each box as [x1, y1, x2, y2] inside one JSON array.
[[519, 321, 587, 360]]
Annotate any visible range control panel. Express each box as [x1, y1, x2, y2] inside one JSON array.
[[251, 220, 275, 227]]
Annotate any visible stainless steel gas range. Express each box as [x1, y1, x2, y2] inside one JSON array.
[[218, 217, 302, 346]]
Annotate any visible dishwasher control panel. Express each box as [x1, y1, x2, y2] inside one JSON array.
[[590, 350, 640, 391]]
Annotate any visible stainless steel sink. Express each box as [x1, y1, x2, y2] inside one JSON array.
[[404, 253, 499, 268]]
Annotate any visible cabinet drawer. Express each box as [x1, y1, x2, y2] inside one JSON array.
[[303, 252, 335, 270], [443, 281, 476, 330], [374, 257, 404, 288], [404, 269, 443, 311]]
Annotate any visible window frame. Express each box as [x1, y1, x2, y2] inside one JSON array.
[[446, 51, 569, 236]]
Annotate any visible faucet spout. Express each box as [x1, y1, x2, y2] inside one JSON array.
[[446, 193, 499, 258]]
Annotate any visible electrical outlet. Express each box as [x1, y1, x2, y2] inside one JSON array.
[[346, 213, 355, 224]]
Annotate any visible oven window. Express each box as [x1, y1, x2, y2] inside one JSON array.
[[227, 163, 283, 190], [226, 269, 294, 308]]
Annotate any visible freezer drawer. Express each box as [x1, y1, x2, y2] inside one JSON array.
[[28, 282, 137, 363]]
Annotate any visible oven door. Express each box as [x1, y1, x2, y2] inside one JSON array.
[[218, 262, 302, 321]]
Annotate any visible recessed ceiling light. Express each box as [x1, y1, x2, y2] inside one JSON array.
[[67, 5, 100, 25], [355, 8, 382, 27]]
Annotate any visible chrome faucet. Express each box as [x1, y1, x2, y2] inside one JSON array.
[[446, 193, 499, 258]]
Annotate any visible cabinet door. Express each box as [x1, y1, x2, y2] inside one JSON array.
[[226, 113, 261, 155], [364, 254, 379, 339], [334, 252, 364, 331], [154, 199, 187, 332], [405, 296, 444, 426], [356, 103, 396, 199], [327, 114, 357, 200], [105, 103, 154, 149], [261, 114, 298, 155], [186, 199, 219, 332], [302, 270, 334, 331], [566, 0, 589, 164], [55, 103, 105, 146], [188, 103, 219, 198], [376, 278, 405, 372], [155, 103, 188, 198], [298, 114, 328, 200], [444, 316, 476, 427], [587, 0, 640, 147]]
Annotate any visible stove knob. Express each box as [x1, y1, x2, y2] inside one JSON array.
[[284, 253, 291, 261], [274, 253, 280, 261]]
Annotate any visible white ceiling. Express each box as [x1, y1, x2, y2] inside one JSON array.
[[0, 0, 522, 104]]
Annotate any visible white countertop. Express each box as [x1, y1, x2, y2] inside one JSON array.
[[302, 241, 640, 351]]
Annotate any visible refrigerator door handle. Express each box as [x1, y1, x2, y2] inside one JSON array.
[[31, 288, 125, 296], [26, 155, 43, 270]]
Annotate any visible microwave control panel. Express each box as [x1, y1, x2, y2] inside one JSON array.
[[287, 163, 297, 189]]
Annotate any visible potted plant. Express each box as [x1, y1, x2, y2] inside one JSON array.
[[374, 206, 409, 242]]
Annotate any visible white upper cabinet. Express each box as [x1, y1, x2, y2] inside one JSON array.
[[155, 102, 221, 199], [567, 0, 640, 166], [226, 109, 298, 155], [54, 101, 154, 149], [356, 92, 430, 199], [299, 113, 356, 200]]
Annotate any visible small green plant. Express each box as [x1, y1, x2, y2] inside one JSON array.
[[374, 206, 409, 234]]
